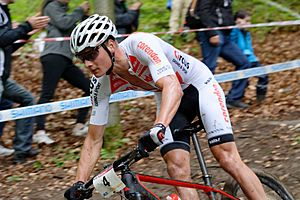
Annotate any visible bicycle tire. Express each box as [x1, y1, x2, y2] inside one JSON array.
[[222, 168, 295, 200]]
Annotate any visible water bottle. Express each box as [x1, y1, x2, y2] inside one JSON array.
[[166, 193, 181, 200]]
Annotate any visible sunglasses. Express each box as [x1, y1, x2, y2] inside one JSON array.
[[76, 46, 100, 62]]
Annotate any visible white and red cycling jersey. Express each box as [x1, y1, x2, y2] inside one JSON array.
[[90, 32, 233, 147]]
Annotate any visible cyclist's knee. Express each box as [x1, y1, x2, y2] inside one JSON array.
[[211, 143, 244, 173], [168, 163, 190, 180], [219, 153, 242, 172], [163, 149, 191, 180]]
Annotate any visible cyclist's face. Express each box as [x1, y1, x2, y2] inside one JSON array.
[[79, 46, 112, 77]]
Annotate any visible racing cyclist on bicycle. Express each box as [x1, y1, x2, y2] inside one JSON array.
[[65, 15, 266, 200]]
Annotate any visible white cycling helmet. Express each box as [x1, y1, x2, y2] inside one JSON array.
[[70, 14, 118, 54]]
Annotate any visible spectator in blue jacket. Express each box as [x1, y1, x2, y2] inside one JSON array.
[[231, 10, 268, 101], [196, 0, 251, 109]]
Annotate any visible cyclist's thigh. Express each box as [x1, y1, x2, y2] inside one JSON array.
[[160, 85, 200, 156], [197, 81, 234, 147]]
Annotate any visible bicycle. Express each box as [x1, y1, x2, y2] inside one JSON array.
[[78, 120, 294, 200]]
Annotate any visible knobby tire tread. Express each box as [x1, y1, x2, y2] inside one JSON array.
[[222, 168, 294, 200]]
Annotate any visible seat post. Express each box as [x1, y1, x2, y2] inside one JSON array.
[[191, 132, 216, 200]]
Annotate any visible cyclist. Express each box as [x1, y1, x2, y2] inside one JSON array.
[[65, 14, 266, 200]]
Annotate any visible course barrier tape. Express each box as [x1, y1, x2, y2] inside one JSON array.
[[15, 20, 300, 44], [0, 59, 299, 122]]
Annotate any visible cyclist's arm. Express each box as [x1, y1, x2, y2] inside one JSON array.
[[155, 74, 183, 127], [75, 124, 105, 182], [75, 76, 110, 182], [130, 33, 183, 127]]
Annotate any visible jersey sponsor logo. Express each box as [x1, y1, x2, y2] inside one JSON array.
[[208, 137, 221, 145], [204, 77, 212, 84], [128, 55, 154, 83], [175, 71, 185, 84], [129, 55, 149, 77], [90, 76, 101, 106], [207, 128, 225, 136], [157, 65, 171, 75], [213, 84, 229, 123], [10, 104, 53, 119], [172, 50, 190, 74], [137, 41, 162, 64], [110, 75, 130, 93]]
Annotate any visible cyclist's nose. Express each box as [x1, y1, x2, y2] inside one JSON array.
[[84, 60, 94, 69]]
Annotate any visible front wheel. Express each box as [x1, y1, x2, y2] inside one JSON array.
[[222, 169, 294, 200]]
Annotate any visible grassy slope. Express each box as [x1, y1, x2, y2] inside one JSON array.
[[9, 0, 300, 32]]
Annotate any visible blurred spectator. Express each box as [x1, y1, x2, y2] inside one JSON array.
[[0, 99, 13, 156], [168, 0, 192, 32], [196, 0, 251, 109], [0, 0, 49, 163], [231, 10, 268, 102], [166, 0, 172, 10], [114, 0, 143, 42], [34, 0, 91, 144]]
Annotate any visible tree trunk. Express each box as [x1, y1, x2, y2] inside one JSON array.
[[93, 0, 115, 21], [93, 0, 120, 126]]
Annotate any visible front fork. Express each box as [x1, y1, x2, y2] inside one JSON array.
[[122, 170, 143, 200]]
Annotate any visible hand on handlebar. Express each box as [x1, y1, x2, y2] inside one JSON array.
[[64, 181, 93, 200], [138, 123, 166, 153]]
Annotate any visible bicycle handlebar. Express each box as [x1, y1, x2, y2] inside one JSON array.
[[83, 120, 203, 190]]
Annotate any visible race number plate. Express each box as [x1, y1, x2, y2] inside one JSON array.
[[93, 166, 126, 198]]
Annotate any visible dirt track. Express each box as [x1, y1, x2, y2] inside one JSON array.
[[1, 111, 299, 200]]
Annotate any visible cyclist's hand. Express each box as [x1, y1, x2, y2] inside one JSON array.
[[64, 181, 93, 200], [138, 123, 166, 152]]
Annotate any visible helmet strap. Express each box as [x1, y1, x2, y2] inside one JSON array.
[[101, 43, 115, 75]]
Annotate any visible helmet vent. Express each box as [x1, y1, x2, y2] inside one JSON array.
[[78, 34, 87, 46], [98, 33, 105, 41], [104, 24, 109, 30], [88, 23, 94, 30], [79, 26, 85, 33], [96, 23, 101, 29], [89, 33, 97, 42], [70, 14, 118, 53]]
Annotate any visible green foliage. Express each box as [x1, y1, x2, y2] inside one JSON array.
[[9, 0, 299, 46], [9, 0, 299, 31], [51, 157, 64, 167], [7, 175, 22, 182], [233, 0, 299, 23], [101, 124, 129, 159], [51, 150, 80, 168], [138, 0, 170, 33], [9, 0, 89, 22], [33, 160, 43, 170]]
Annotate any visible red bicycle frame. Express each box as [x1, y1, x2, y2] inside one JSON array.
[[136, 173, 239, 200]]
